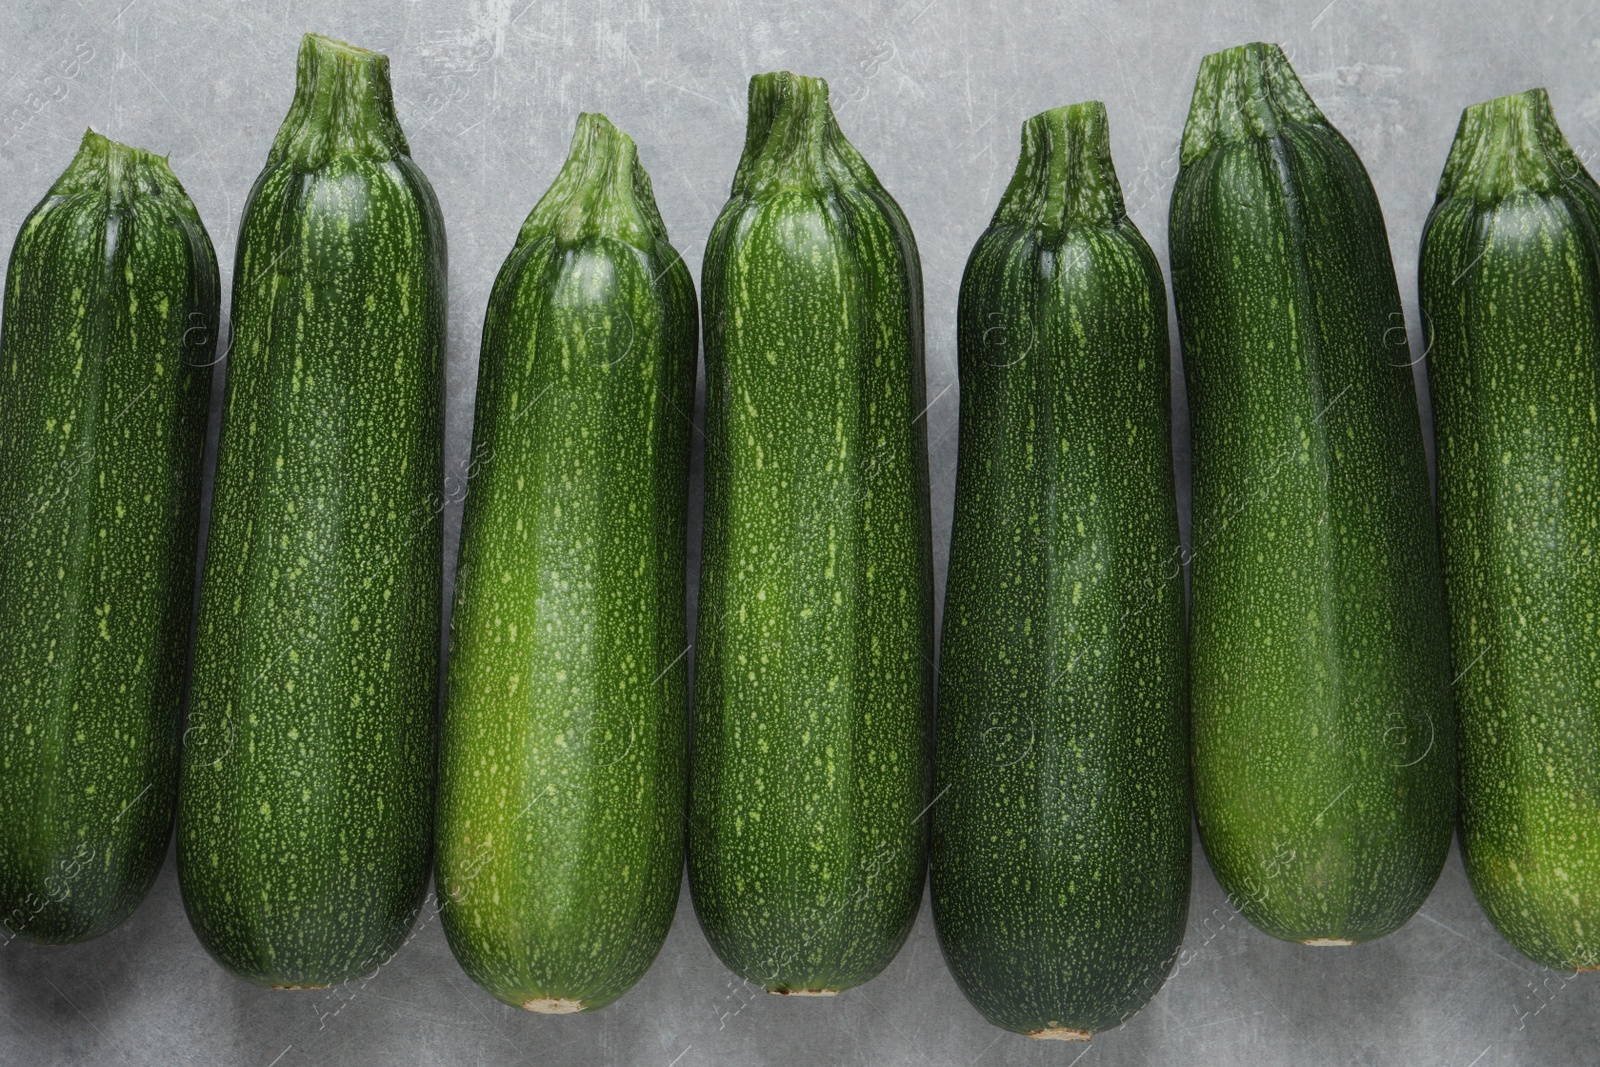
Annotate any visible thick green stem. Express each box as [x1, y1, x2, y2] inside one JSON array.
[[992, 101, 1126, 239], [1435, 88, 1590, 203], [1180, 42, 1324, 165], [732, 71, 834, 197], [728, 71, 888, 199], [268, 32, 409, 170], [49, 128, 187, 209], [517, 112, 671, 252]]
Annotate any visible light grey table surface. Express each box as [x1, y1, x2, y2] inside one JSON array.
[[1, 0, 1596, 1064]]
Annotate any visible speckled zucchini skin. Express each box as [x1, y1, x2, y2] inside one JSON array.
[[689, 71, 935, 995], [0, 131, 216, 945], [1421, 89, 1600, 971], [1170, 42, 1454, 943], [177, 34, 445, 988], [930, 102, 1189, 1039], [436, 113, 695, 1012]]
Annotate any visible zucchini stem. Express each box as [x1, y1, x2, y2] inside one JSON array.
[[1180, 41, 1324, 165], [269, 32, 409, 170], [1435, 88, 1591, 203], [992, 101, 1126, 238]]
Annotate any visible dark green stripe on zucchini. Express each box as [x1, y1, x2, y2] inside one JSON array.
[[689, 71, 935, 995], [177, 33, 445, 988], [1421, 88, 1600, 971], [0, 130, 217, 945], [437, 112, 696, 1012], [931, 101, 1189, 1040], [1170, 42, 1455, 944]]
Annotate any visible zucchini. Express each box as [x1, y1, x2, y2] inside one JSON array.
[[0, 130, 217, 944], [176, 33, 445, 988], [1170, 42, 1455, 944], [436, 112, 696, 1012], [688, 71, 935, 995], [930, 102, 1189, 1039], [1420, 88, 1600, 971]]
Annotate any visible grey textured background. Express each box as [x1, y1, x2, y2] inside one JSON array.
[[1, 0, 1598, 1064]]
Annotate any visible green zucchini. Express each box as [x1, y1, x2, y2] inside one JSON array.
[[176, 33, 445, 988], [1420, 88, 1600, 971], [436, 112, 695, 1012], [0, 130, 216, 944], [930, 102, 1188, 1039], [689, 71, 934, 995], [1170, 42, 1455, 943]]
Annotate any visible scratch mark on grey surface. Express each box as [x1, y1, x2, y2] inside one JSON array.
[[1243, 976, 1335, 1067], [646, 72, 728, 114], [857, 987, 936, 1066], [1180, 1009, 1268, 1031], [1461, 0, 1600, 143], [664, 1045, 692, 1067], [263, 1046, 292, 1067], [43, 977, 133, 1066], [912, 378, 953, 423], [967, 1032, 1003, 1065], [1310, 0, 1345, 29], [1463, 1045, 1492, 1067], [1071, 1, 1157, 98], [443, 975, 534, 1065], [1413, 908, 1537, 977]]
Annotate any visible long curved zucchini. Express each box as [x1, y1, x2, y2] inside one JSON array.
[[689, 71, 935, 995], [930, 102, 1189, 1040], [177, 33, 445, 988], [1421, 88, 1600, 971], [0, 130, 216, 944], [436, 112, 696, 1012], [1170, 42, 1454, 943]]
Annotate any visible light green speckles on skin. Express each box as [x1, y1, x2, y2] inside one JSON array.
[[1423, 88, 1600, 972], [437, 111, 692, 1012], [0, 128, 216, 945], [178, 33, 441, 990], [690, 72, 932, 998], [1175, 45, 1454, 946]]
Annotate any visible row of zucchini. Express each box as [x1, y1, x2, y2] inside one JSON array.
[[0, 32, 1592, 1042]]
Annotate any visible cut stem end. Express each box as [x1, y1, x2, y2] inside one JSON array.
[[522, 997, 585, 1014], [1029, 1028, 1092, 1041]]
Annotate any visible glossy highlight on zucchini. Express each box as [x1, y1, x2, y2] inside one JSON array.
[[1421, 88, 1600, 971], [437, 111, 696, 1012], [689, 70, 935, 995], [931, 101, 1189, 1040], [177, 32, 445, 988], [0, 129, 217, 945]]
